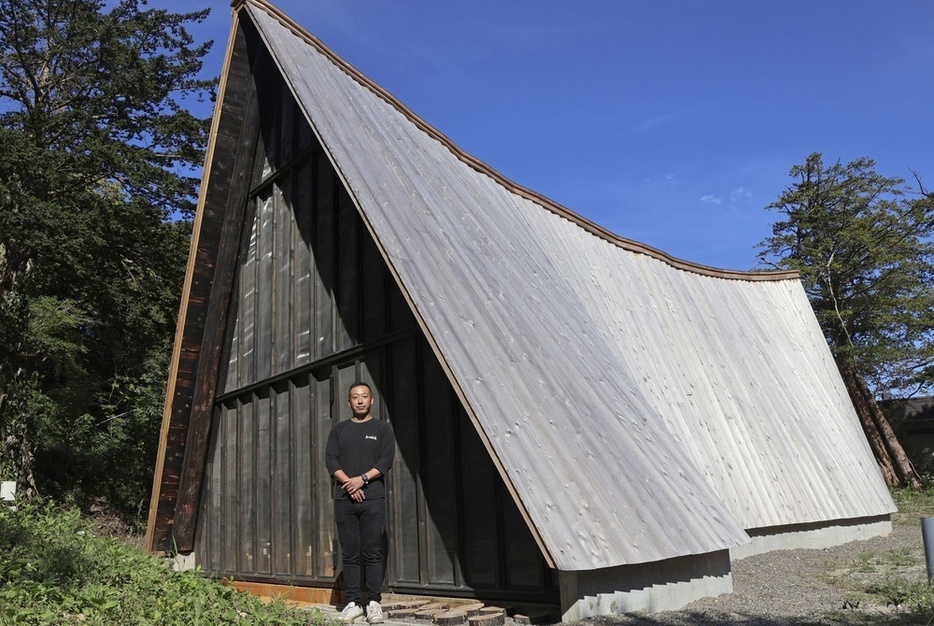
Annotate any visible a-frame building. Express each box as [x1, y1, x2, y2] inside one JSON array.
[[146, 1, 896, 619]]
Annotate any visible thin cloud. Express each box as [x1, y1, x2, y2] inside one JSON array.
[[635, 110, 690, 132], [730, 187, 752, 201]]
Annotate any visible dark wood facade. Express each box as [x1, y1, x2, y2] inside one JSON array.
[[163, 17, 556, 602]]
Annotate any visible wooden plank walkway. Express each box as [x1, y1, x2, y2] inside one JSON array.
[[314, 600, 556, 626]]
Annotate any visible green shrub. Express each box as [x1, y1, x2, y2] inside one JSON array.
[[0, 501, 334, 625]]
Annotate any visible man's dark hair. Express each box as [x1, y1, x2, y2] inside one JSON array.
[[347, 381, 372, 397]]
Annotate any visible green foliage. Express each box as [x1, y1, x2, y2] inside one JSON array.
[[758, 153, 934, 396], [0, 0, 212, 521], [891, 487, 934, 522], [0, 501, 333, 625], [862, 578, 934, 622], [0, 0, 213, 217], [820, 489, 934, 623]]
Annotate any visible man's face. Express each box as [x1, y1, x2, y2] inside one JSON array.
[[348, 385, 374, 419]]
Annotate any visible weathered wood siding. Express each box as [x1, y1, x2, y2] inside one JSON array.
[[244, 0, 895, 573]]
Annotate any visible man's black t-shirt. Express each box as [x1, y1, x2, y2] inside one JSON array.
[[325, 417, 395, 500]]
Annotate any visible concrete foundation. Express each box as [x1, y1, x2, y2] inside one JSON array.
[[557, 515, 893, 620], [558, 550, 733, 621], [732, 515, 892, 561]]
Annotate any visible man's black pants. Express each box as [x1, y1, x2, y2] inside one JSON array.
[[335, 497, 385, 604]]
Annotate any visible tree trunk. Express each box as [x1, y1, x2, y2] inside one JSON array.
[[0, 366, 39, 498], [837, 359, 922, 490]]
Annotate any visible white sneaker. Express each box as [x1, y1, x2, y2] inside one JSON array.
[[366, 601, 385, 624], [341, 602, 365, 623]]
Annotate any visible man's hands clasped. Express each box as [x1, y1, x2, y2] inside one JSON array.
[[342, 475, 367, 502]]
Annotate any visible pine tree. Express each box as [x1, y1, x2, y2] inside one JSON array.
[[759, 152, 934, 488], [0, 0, 213, 517]]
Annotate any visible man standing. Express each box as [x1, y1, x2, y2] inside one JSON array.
[[326, 382, 396, 624]]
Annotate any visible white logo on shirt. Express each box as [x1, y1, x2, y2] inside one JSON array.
[[365, 435, 377, 441]]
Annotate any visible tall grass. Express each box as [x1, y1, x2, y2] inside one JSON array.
[[847, 488, 934, 624], [0, 501, 333, 625]]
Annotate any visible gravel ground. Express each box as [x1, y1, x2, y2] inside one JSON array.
[[324, 517, 929, 626], [568, 521, 928, 626]]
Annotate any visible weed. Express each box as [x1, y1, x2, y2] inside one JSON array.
[[892, 488, 934, 525], [879, 547, 920, 568]]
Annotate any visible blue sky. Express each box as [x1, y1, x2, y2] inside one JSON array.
[[183, 1, 934, 271]]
